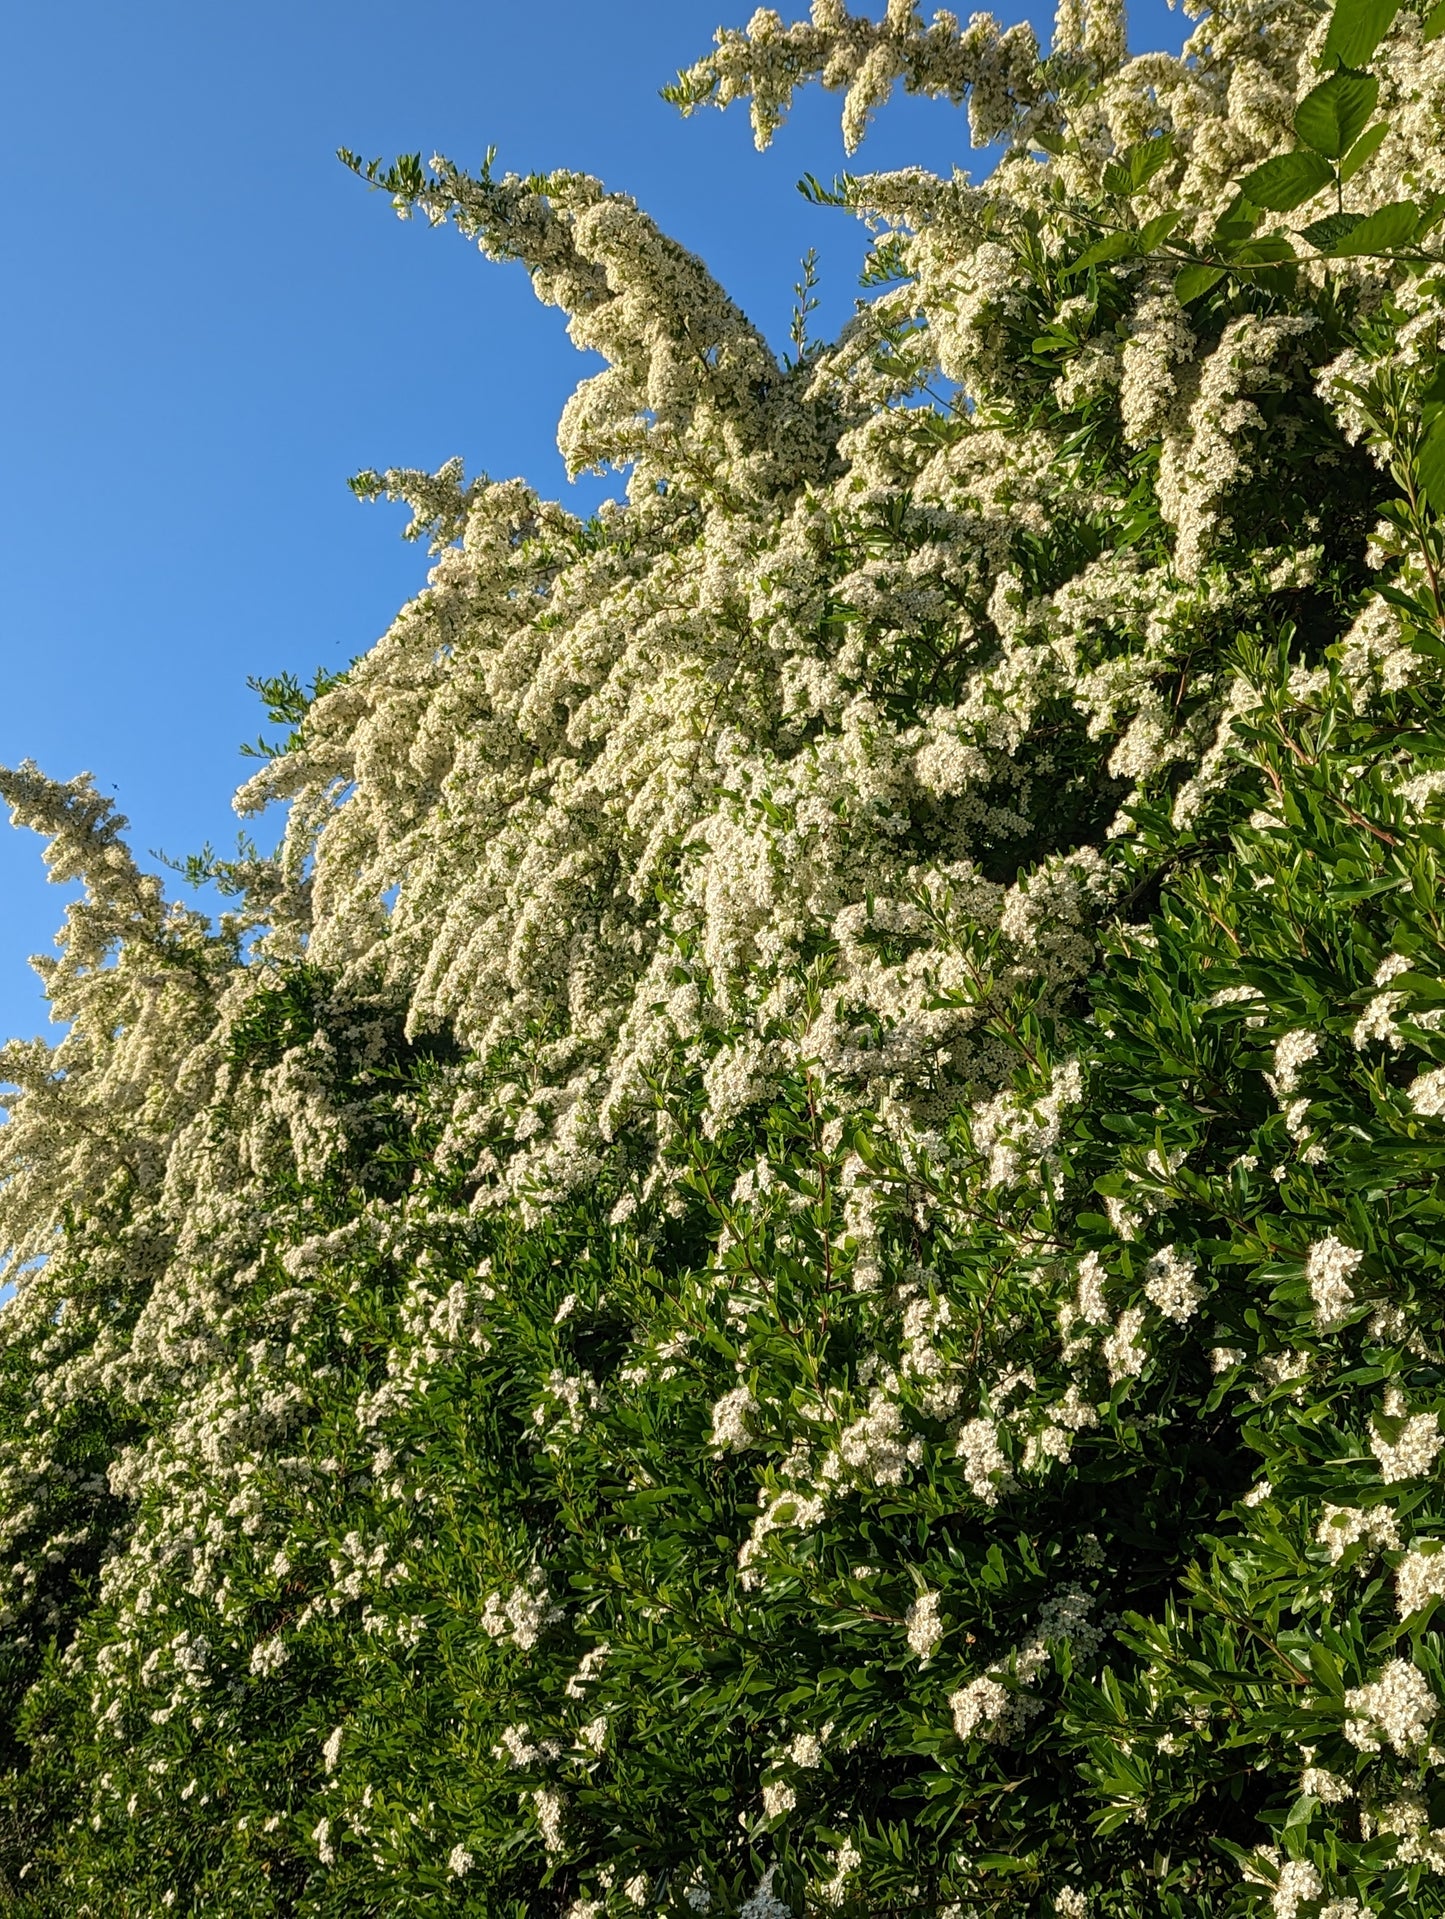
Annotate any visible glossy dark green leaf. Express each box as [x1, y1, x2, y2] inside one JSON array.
[[1421, 363, 1445, 428], [1215, 190, 1262, 240]]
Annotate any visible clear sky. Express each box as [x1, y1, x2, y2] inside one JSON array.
[[0, 0, 1187, 1049]]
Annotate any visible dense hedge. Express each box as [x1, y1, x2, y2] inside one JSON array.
[[1, 0, 1444, 1911]]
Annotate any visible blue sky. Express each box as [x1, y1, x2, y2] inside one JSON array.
[[0, 0, 1187, 1048]]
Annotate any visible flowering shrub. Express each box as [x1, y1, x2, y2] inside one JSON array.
[[1, 0, 1444, 1910]]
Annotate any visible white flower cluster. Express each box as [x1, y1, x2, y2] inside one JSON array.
[[1270, 1860, 1322, 1919], [1270, 1030, 1321, 1099], [1370, 1391, 1443, 1485], [1300, 1760, 1353, 1805], [710, 1385, 758, 1451], [1396, 1542, 1445, 1620], [816, 1838, 862, 1908], [1100, 1307, 1148, 1387], [955, 1417, 1015, 1506], [534, 1786, 568, 1855], [1343, 1658, 1438, 1756], [1409, 1066, 1445, 1118], [1316, 1503, 1400, 1566], [1142, 1244, 1202, 1323], [668, 0, 1047, 155], [738, 1865, 792, 1919], [949, 1586, 1101, 1745], [1305, 1237, 1362, 1330], [904, 1588, 945, 1664], [480, 1572, 561, 1652]]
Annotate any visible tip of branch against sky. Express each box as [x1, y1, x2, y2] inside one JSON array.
[[0, 0, 1188, 1049]]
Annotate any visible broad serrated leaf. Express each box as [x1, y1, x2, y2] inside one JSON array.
[[1172, 258, 1221, 299], [1299, 210, 1364, 250], [1137, 210, 1183, 249], [1294, 70, 1378, 156], [1239, 150, 1335, 211], [1215, 191, 1262, 240], [1229, 233, 1299, 264], [1323, 198, 1421, 252], [1340, 120, 1387, 180], [1319, 0, 1402, 66], [1129, 132, 1175, 189]]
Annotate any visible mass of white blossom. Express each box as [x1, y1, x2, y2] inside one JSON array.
[[1, 0, 1444, 1909]]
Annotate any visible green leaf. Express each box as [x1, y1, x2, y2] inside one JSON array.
[[1299, 210, 1364, 250], [1427, 0, 1445, 39], [1322, 199, 1421, 252], [1414, 189, 1445, 240], [1339, 120, 1387, 181], [1174, 263, 1224, 302], [1308, 1643, 1345, 1697], [1293, 70, 1378, 156], [1229, 234, 1299, 264], [1421, 364, 1445, 430], [1284, 1793, 1321, 1832], [1239, 150, 1336, 211], [1215, 191, 1262, 241], [1138, 210, 1183, 248], [1319, 0, 1402, 66], [973, 1853, 1035, 1874], [1129, 132, 1175, 190], [1065, 231, 1141, 275], [1419, 418, 1445, 515]]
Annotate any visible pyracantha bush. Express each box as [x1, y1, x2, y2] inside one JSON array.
[[2, 0, 1445, 1911]]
